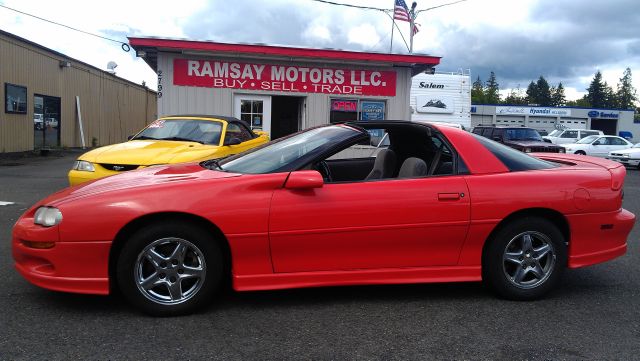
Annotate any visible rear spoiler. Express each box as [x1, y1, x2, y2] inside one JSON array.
[[534, 153, 626, 190]]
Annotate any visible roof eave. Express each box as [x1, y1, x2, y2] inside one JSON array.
[[128, 37, 440, 75]]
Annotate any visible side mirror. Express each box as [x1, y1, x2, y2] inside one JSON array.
[[224, 136, 242, 146], [285, 170, 324, 190], [593, 141, 601, 145], [127, 135, 134, 140]]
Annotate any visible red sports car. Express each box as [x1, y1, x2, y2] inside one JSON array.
[[12, 121, 635, 316]]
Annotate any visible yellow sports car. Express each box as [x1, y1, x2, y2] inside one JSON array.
[[68, 115, 269, 185]]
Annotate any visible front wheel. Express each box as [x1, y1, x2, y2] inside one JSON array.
[[116, 223, 223, 316], [575, 151, 586, 155], [483, 217, 566, 300]]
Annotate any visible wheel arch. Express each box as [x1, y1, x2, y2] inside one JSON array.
[[481, 208, 570, 260], [108, 212, 232, 294]]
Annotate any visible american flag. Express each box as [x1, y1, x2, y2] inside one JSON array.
[[394, 0, 411, 22]]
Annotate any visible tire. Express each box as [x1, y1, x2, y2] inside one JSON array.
[[482, 217, 566, 301], [116, 222, 223, 316], [575, 151, 586, 155]]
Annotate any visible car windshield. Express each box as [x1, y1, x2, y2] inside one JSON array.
[[576, 135, 599, 144], [216, 125, 361, 174], [133, 118, 223, 145], [504, 128, 543, 141], [548, 130, 562, 137]]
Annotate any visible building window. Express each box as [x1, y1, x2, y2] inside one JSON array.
[[329, 99, 386, 123], [5, 83, 27, 114], [240, 99, 264, 130]]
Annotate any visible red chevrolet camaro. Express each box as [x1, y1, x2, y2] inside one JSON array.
[[12, 121, 636, 315]]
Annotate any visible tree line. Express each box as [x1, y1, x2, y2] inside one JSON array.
[[471, 68, 638, 110]]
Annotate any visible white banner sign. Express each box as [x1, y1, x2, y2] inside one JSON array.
[[416, 95, 454, 114], [496, 106, 571, 117]]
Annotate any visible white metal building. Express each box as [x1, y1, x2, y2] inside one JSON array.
[[128, 37, 441, 139], [471, 105, 638, 142]]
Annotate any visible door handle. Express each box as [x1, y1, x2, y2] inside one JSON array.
[[438, 192, 461, 201]]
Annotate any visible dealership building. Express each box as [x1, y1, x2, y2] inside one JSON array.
[[471, 104, 638, 142], [128, 37, 440, 139], [0, 30, 157, 154]]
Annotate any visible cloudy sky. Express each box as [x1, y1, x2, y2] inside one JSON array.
[[1, 0, 639, 102]]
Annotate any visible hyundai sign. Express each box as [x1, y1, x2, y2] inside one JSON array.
[[495, 106, 571, 117]]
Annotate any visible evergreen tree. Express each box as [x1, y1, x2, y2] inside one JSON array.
[[551, 82, 566, 106], [536, 76, 552, 106], [587, 71, 608, 108], [525, 81, 538, 105], [616, 68, 638, 109], [484, 72, 501, 104], [471, 76, 485, 104]]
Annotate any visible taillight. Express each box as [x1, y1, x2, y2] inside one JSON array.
[[609, 166, 626, 191]]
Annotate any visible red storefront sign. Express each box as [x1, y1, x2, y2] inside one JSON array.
[[173, 59, 397, 96]]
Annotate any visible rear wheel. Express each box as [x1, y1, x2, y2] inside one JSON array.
[[575, 151, 586, 155], [116, 223, 223, 316], [483, 217, 566, 300]]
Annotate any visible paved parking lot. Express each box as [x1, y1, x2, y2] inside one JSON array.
[[0, 153, 638, 360]]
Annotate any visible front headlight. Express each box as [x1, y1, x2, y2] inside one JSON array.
[[622, 154, 630, 158], [523, 147, 531, 153], [72, 160, 95, 172], [34, 207, 63, 227]]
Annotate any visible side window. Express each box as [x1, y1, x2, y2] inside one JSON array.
[[481, 128, 493, 137], [490, 128, 502, 140], [226, 123, 253, 142], [581, 130, 598, 138], [428, 135, 454, 176], [610, 137, 626, 146], [593, 137, 607, 145], [472, 127, 484, 135], [561, 130, 578, 138]]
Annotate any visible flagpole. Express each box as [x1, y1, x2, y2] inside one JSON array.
[[389, 5, 395, 52], [409, 2, 417, 53]]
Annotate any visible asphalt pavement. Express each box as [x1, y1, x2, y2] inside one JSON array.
[[0, 153, 638, 360]]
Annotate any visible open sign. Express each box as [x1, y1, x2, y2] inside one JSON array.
[[331, 100, 358, 112]]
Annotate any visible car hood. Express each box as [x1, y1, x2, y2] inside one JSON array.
[[506, 140, 560, 147], [78, 140, 220, 165], [46, 163, 240, 206]]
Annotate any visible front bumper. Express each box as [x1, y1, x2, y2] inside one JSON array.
[[12, 217, 111, 295], [68, 168, 118, 186], [567, 208, 636, 268]]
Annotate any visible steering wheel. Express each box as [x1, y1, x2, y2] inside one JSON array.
[[316, 160, 333, 182]]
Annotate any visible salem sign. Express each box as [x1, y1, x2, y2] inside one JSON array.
[[174, 59, 397, 96]]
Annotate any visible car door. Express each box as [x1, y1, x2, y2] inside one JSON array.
[[590, 137, 611, 157], [268, 135, 471, 273], [609, 137, 631, 152]]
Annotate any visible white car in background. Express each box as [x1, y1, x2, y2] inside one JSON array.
[[607, 143, 640, 169], [543, 129, 604, 144], [562, 135, 633, 157]]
